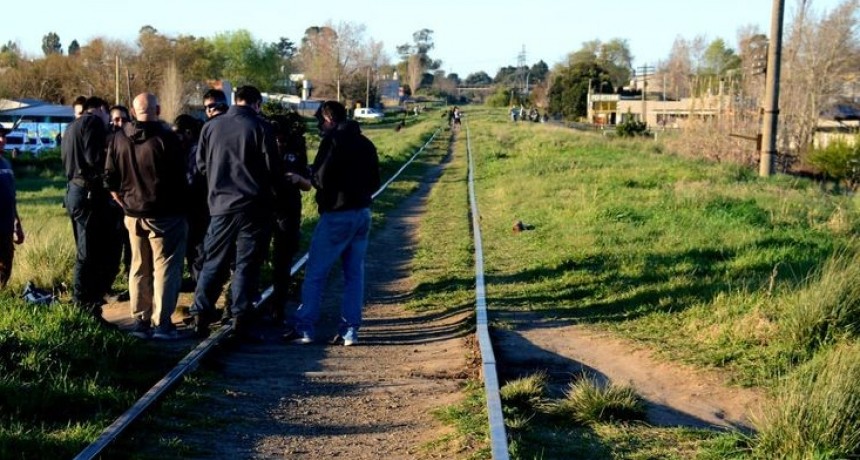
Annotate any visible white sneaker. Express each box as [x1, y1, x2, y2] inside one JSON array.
[[342, 328, 358, 347]]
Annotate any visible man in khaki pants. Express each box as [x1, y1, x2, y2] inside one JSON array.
[[105, 93, 189, 339]]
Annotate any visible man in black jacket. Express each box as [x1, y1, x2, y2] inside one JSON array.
[[62, 96, 116, 324], [191, 86, 282, 339], [105, 93, 189, 340], [284, 100, 380, 346]]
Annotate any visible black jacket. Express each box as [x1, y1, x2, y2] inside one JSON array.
[[311, 120, 380, 214], [104, 121, 188, 218], [62, 113, 108, 188], [197, 105, 282, 216]]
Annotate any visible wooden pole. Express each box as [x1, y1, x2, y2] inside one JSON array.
[[759, 0, 785, 177]]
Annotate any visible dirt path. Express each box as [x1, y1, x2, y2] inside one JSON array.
[[493, 314, 767, 431], [105, 138, 475, 459]]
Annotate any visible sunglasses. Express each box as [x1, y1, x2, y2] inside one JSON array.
[[204, 103, 218, 110]]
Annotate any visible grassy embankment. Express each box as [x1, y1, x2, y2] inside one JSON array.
[[0, 112, 444, 459], [412, 107, 860, 459]]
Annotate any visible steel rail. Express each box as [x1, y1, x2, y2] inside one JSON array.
[[465, 120, 510, 459], [74, 126, 441, 460]]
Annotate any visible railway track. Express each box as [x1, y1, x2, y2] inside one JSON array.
[[75, 118, 509, 459]]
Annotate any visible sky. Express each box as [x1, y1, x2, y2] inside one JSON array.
[[1, 0, 849, 78]]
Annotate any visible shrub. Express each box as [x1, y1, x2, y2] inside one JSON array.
[[556, 375, 646, 425], [500, 371, 548, 411], [616, 112, 649, 137], [807, 137, 860, 190]]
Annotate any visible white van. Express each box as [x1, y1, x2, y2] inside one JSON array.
[[3, 129, 28, 155], [353, 108, 384, 121]]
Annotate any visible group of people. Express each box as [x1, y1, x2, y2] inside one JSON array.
[[509, 105, 548, 123], [55, 85, 380, 345]]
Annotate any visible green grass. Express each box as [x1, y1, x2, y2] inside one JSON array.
[[752, 341, 860, 459], [0, 294, 182, 458], [414, 108, 860, 458]]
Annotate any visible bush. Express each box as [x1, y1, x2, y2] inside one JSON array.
[[500, 371, 547, 411], [486, 86, 516, 108], [10, 151, 63, 179], [556, 375, 646, 425], [807, 137, 860, 190], [616, 113, 649, 137]]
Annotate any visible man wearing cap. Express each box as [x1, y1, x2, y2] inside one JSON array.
[[0, 126, 25, 288]]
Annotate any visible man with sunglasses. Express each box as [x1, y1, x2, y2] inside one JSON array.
[[202, 89, 228, 120]]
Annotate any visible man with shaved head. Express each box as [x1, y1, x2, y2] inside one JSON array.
[[105, 92, 189, 340]]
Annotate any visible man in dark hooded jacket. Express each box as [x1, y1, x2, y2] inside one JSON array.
[[284, 100, 380, 347], [105, 92, 188, 340]]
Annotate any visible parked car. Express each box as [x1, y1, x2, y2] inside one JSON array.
[[353, 108, 384, 121], [2, 129, 28, 155]]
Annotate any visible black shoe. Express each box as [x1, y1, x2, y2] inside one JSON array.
[[193, 313, 214, 338], [129, 318, 152, 339]]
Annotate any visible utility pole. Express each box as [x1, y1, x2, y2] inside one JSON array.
[[517, 45, 527, 98], [760, 0, 785, 177], [115, 55, 120, 106], [365, 66, 370, 108], [637, 64, 655, 124]]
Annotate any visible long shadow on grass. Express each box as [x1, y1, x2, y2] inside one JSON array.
[[487, 235, 832, 324]]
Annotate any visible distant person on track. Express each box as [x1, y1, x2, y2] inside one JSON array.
[[283, 100, 380, 347], [105, 93, 189, 340], [190, 85, 282, 341], [267, 113, 311, 324], [453, 106, 462, 127], [0, 127, 25, 289], [62, 96, 116, 327]]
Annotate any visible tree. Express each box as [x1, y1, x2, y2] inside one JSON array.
[[548, 60, 612, 120], [274, 37, 297, 60], [701, 38, 741, 76], [529, 60, 550, 83], [566, 38, 633, 90], [464, 71, 492, 86], [780, 0, 860, 158], [0, 41, 21, 68], [273, 36, 297, 90], [494, 66, 523, 85], [297, 26, 339, 98], [210, 29, 281, 90], [396, 28, 441, 94], [68, 39, 80, 56], [659, 36, 694, 99], [296, 22, 382, 103], [42, 32, 62, 56]]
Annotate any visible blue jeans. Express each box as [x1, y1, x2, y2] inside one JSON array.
[[295, 208, 372, 338], [65, 183, 115, 310], [191, 210, 271, 319]]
